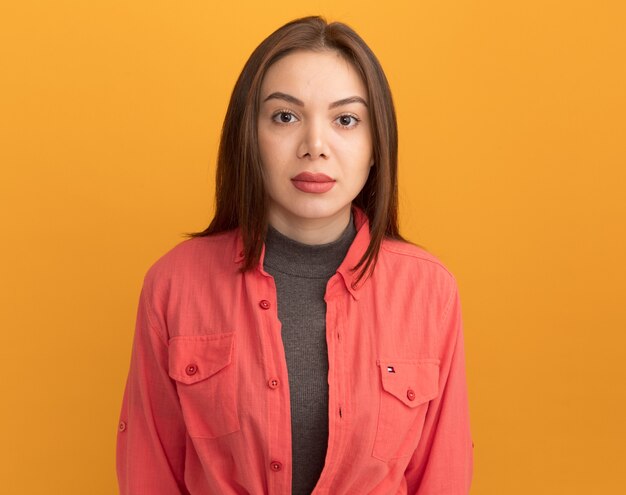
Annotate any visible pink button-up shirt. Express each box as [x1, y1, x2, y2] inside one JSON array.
[[116, 205, 474, 494]]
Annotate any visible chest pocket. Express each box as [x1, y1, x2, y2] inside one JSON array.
[[372, 357, 440, 461], [168, 332, 240, 439]]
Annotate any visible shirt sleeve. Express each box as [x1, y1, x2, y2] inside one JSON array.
[[404, 281, 474, 494], [116, 278, 190, 495]]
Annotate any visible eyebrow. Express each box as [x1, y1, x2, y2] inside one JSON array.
[[262, 91, 368, 109]]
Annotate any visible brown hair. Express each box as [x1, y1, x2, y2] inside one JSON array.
[[184, 15, 412, 287]]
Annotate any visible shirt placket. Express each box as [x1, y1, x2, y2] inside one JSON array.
[[256, 270, 292, 495], [310, 280, 349, 493]]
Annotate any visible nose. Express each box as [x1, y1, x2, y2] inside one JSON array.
[[297, 116, 329, 160]]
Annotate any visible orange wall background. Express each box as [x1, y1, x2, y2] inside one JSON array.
[[1, 1, 624, 493]]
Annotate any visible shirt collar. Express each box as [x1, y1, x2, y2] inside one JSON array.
[[234, 204, 371, 300]]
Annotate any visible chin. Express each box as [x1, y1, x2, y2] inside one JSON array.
[[289, 203, 347, 220]]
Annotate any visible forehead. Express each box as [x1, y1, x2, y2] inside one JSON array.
[[260, 50, 367, 98]]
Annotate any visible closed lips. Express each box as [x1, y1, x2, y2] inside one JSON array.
[[291, 172, 335, 182]]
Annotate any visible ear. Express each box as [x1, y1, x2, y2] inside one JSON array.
[[370, 157, 375, 168]]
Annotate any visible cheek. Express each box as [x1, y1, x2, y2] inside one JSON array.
[[257, 127, 271, 158], [257, 137, 284, 187], [352, 158, 374, 191], [342, 147, 373, 180], [258, 130, 287, 162]]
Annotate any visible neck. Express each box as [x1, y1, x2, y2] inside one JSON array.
[[263, 208, 357, 277]]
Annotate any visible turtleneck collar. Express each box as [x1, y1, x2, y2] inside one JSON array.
[[262, 210, 357, 279]]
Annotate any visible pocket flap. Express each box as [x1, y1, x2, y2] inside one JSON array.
[[376, 358, 440, 407], [168, 332, 235, 385]]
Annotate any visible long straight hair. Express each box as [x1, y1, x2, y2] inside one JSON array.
[[184, 15, 412, 288]]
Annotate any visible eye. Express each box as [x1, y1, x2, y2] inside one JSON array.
[[270, 110, 361, 129], [335, 114, 361, 129], [271, 110, 299, 125]]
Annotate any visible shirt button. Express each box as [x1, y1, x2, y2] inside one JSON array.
[[407, 389, 416, 401], [270, 460, 282, 472], [259, 299, 271, 310], [185, 364, 198, 376], [119, 420, 127, 432], [268, 378, 280, 389]]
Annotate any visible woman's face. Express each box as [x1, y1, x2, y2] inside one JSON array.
[[257, 49, 374, 238]]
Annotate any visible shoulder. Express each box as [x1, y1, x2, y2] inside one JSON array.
[[142, 230, 238, 295], [379, 237, 459, 299], [381, 238, 455, 277]]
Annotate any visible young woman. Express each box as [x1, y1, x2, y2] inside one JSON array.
[[116, 15, 473, 495]]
